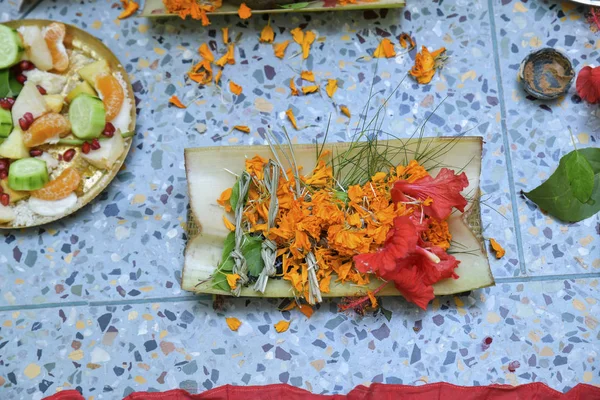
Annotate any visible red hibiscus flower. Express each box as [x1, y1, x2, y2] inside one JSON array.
[[354, 216, 460, 310], [576, 66, 600, 104], [391, 168, 469, 220]]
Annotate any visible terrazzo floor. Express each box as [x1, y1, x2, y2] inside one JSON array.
[[0, 0, 598, 398]]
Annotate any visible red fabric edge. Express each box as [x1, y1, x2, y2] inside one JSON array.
[[43, 383, 600, 400]]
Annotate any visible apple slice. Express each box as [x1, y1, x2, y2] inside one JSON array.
[[0, 179, 29, 203], [0, 203, 15, 224], [0, 129, 29, 159], [80, 132, 124, 170], [78, 60, 110, 86], [43, 94, 64, 113], [17, 26, 53, 71], [11, 82, 49, 127]]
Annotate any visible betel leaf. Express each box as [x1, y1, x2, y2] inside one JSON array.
[[279, 2, 311, 9], [212, 271, 230, 291], [211, 232, 236, 291], [524, 148, 600, 222], [564, 149, 594, 203], [242, 234, 264, 277]]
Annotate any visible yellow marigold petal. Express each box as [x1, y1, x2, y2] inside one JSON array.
[[319, 274, 332, 293], [373, 38, 396, 58], [301, 30, 316, 59], [289, 78, 299, 96], [431, 46, 446, 58], [260, 24, 275, 43], [226, 273, 240, 289], [222, 27, 229, 44], [371, 172, 387, 182], [290, 27, 304, 44], [340, 105, 351, 118], [216, 44, 235, 67], [399, 32, 415, 49], [217, 187, 232, 212], [233, 125, 250, 133], [118, 0, 139, 19], [169, 95, 186, 108], [274, 320, 290, 333], [238, 3, 252, 19], [214, 68, 223, 84], [229, 81, 242, 95], [300, 71, 315, 82], [302, 85, 319, 95], [223, 215, 236, 231], [325, 79, 338, 98], [199, 9, 210, 26], [273, 40, 290, 59], [367, 291, 378, 308], [489, 238, 505, 259], [199, 43, 214, 62], [286, 109, 298, 130], [226, 317, 241, 331]]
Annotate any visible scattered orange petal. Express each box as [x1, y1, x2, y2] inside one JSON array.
[[298, 304, 314, 318], [373, 38, 396, 58], [226, 273, 240, 289], [216, 44, 235, 67], [302, 85, 319, 95], [399, 32, 415, 49], [223, 215, 236, 231], [286, 109, 298, 130], [222, 27, 229, 44], [199, 43, 214, 62], [289, 78, 299, 96], [273, 40, 290, 59], [489, 238, 505, 259], [118, 0, 139, 19], [325, 79, 338, 98], [226, 317, 242, 331], [290, 27, 304, 44], [301, 30, 316, 59], [199, 9, 210, 26], [189, 59, 213, 85], [340, 105, 351, 118], [229, 81, 242, 95], [260, 24, 274, 43], [238, 3, 252, 19], [234, 125, 250, 133], [367, 290, 378, 308], [300, 71, 315, 82], [169, 95, 186, 108], [274, 320, 290, 333], [214, 68, 223, 84]]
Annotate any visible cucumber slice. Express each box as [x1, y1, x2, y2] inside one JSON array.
[[0, 70, 9, 98], [66, 81, 97, 103], [0, 25, 24, 69], [8, 158, 49, 191], [0, 109, 12, 138], [69, 94, 106, 139]]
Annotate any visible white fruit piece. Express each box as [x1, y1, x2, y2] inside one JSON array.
[[17, 26, 53, 71], [11, 82, 49, 127], [80, 133, 124, 170], [0, 129, 29, 159], [78, 60, 110, 86], [24, 69, 67, 95], [110, 73, 132, 133], [0, 203, 16, 223], [28, 193, 77, 217], [43, 94, 64, 113], [38, 152, 59, 173]]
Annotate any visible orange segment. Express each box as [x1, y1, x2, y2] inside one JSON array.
[[32, 168, 81, 201], [95, 73, 124, 121], [43, 22, 69, 72], [23, 113, 71, 147]]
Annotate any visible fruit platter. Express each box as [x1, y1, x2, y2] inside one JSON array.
[[0, 20, 135, 228]]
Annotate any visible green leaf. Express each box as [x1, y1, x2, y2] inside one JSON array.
[[564, 150, 594, 203], [279, 2, 310, 9], [212, 271, 230, 291], [242, 234, 264, 277], [221, 231, 235, 260], [379, 299, 392, 321], [211, 232, 236, 290], [230, 178, 240, 210], [524, 148, 600, 222]]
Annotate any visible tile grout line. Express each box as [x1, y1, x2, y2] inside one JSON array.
[[19, 0, 46, 19], [486, 0, 527, 276], [2, 272, 600, 312]]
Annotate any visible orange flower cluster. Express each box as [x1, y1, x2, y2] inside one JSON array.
[[189, 34, 234, 85], [217, 155, 453, 301]]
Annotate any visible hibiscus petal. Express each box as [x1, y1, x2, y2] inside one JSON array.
[[576, 66, 600, 104], [391, 264, 435, 310], [392, 168, 469, 220]]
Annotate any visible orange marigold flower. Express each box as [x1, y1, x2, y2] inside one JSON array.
[[301, 71, 315, 82], [199, 43, 214, 62], [189, 59, 212, 85], [118, 0, 139, 19], [489, 238, 505, 259], [423, 218, 452, 251], [238, 2, 252, 19], [409, 46, 446, 84], [229, 80, 242, 95], [286, 109, 298, 130], [226, 317, 241, 331], [260, 24, 274, 43], [245, 155, 268, 179], [274, 40, 290, 59], [169, 95, 186, 108], [325, 79, 338, 98], [373, 38, 396, 58]]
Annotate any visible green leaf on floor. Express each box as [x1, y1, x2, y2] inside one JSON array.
[[524, 148, 600, 222]]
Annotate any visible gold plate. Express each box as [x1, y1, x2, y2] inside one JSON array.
[[0, 19, 136, 229]]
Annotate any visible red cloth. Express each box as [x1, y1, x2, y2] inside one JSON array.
[[43, 383, 600, 400]]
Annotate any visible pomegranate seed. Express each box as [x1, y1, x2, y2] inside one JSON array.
[[15, 74, 27, 85], [24, 112, 34, 124], [29, 149, 43, 157], [0, 193, 9, 206], [36, 85, 47, 95], [91, 138, 101, 150], [508, 361, 520, 373], [0, 159, 8, 171], [102, 122, 116, 137], [63, 148, 76, 162], [82, 142, 91, 154], [19, 60, 35, 71], [0, 98, 15, 110], [0, 170, 7, 180], [19, 112, 34, 131]]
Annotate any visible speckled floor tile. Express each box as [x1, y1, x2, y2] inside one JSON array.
[[1, 279, 598, 399], [0, 0, 23, 22], [1, 0, 521, 307], [491, 0, 599, 275]]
